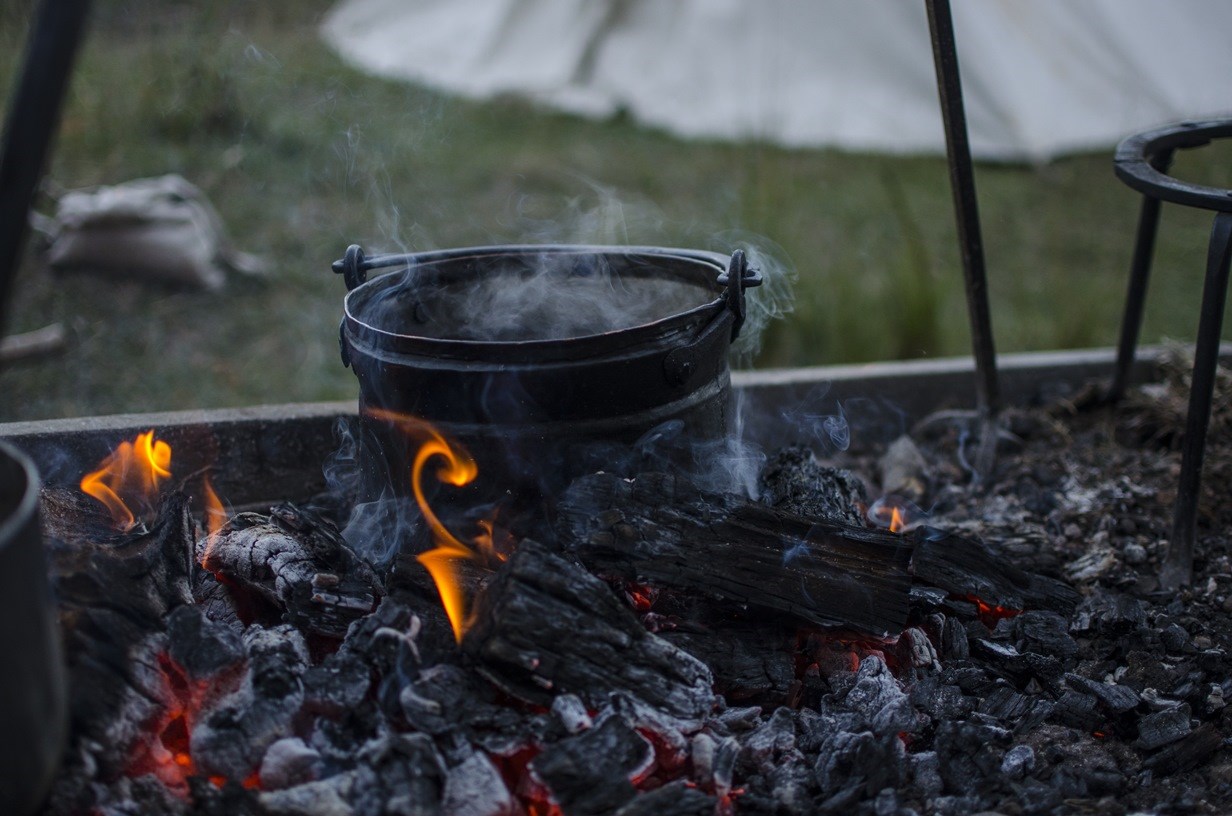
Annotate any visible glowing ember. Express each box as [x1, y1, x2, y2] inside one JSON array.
[[963, 594, 1023, 627], [80, 430, 172, 530], [366, 408, 508, 641], [125, 652, 253, 794]]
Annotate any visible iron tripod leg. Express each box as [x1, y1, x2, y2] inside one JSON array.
[[1160, 210, 1232, 590]]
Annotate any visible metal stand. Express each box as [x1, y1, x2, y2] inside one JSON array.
[[0, 0, 91, 349], [1109, 119, 1232, 589], [924, 0, 1001, 485]]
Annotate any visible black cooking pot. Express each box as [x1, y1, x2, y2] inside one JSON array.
[[333, 244, 760, 507], [0, 441, 66, 815]]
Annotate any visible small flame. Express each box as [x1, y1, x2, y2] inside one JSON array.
[[80, 430, 172, 530], [867, 495, 924, 534], [367, 408, 507, 641], [202, 475, 228, 538]]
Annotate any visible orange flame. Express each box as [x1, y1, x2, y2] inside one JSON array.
[[868, 495, 922, 534], [889, 506, 906, 534], [367, 408, 507, 641], [202, 474, 228, 538], [80, 430, 172, 530]]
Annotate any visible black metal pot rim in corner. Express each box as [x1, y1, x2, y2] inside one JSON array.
[[331, 244, 762, 363], [0, 440, 38, 544]]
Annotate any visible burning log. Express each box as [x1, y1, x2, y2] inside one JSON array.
[[557, 472, 915, 637], [462, 540, 716, 722], [201, 503, 382, 638], [40, 489, 196, 767]]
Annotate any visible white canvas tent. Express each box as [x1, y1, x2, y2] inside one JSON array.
[[321, 0, 1232, 162]]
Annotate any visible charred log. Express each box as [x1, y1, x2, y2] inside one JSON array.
[[41, 489, 196, 773], [463, 540, 715, 722], [201, 503, 382, 637], [557, 472, 914, 637], [911, 529, 1080, 615]]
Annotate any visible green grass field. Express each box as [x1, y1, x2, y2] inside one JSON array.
[[2, 1, 1230, 421]]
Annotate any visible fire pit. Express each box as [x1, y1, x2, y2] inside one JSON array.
[[5, 346, 1232, 815]]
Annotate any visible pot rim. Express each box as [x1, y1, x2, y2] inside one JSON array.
[[342, 244, 729, 358], [0, 440, 39, 552]]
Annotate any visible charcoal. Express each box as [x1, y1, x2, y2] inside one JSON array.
[[165, 604, 244, 678], [689, 732, 717, 786], [257, 773, 357, 816], [560, 472, 914, 636], [766, 758, 816, 813], [712, 735, 740, 797], [737, 707, 797, 776], [841, 656, 915, 736], [1013, 611, 1078, 659], [910, 677, 975, 721], [999, 744, 1036, 780], [933, 720, 1010, 792], [879, 435, 930, 502], [1135, 708, 1194, 751], [1069, 593, 1148, 635], [1143, 723, 1223, 774], [400, 664, 499, 737], [907, 751, 943, 799], [715, 706, 764, 733], [941, 617, 969, 660], [814, 730, 904, 809], [191, 624, 309, 779], [1048, 690, 1102, 731], [1011, 699, 1056, 735], [463, 541, 715, 722], [304, 650, 372, 716], [759, 445, 869, 525], [1160, 622, 1192, 653], [911, 585, 949, 609], [1065, 674, 1141, 713], [188, 775, 263, 816], [259, 737, 322, 791], [531, 716, 651, 815], [350, 733, 445, 816], [550, 694, 593, 736], [611, 781, 715, 816], [978, 684, 1032, 722], [201, 503, 381, 637], [440, 751, 517, 816], [661, 626, 796, 704], [896, 627, 940, 675]]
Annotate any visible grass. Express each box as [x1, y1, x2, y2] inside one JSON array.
[[1, 0, 1229, 421]]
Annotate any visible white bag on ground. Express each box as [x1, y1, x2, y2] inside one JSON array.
[[42, 174, 266, 290]]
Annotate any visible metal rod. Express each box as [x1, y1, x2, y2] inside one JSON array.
[[0, 0, 92, 345], [1160, 210, 1232, 590], [924, 0, 1000, 424], [1108, 151, 1174, 403], [1108, 194, 1164, 402]]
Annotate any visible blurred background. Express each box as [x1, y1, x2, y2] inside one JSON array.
[[1, 0, 1231, 421]]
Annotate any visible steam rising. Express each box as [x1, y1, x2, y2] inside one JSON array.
[[353, 250, 718, 343]]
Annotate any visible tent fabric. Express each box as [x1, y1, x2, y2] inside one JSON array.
[[321, 0, 1232, 162]]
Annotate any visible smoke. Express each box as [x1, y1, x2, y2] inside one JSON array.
[[321, 417, 418, 565]]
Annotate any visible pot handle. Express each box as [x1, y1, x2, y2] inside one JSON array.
[[663, 249, 762, 385], [332, 244, 368, 291], [717, 249, 763, 341]]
